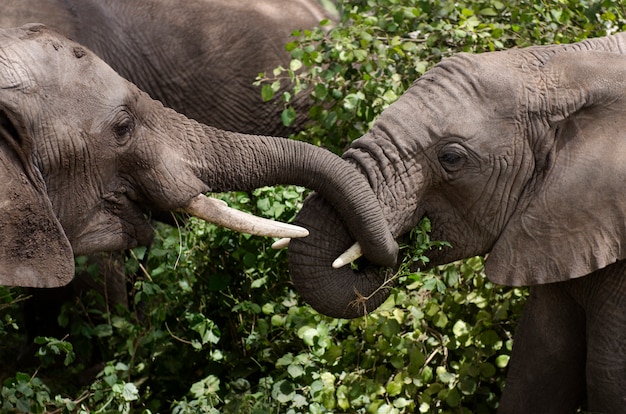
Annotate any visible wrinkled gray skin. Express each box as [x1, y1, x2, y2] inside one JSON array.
[[0, 0, 334, 136], [0, 25, 395, 290], [289, 33, 626, 412]]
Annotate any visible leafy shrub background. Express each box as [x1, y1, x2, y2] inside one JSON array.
[[1, 0, 625, 412]]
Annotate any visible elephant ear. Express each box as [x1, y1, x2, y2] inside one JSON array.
[[486, 50, 626, 286], [0, 108, 74, 287]]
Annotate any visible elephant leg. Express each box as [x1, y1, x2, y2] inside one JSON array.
[[575, 264, 626, 413], [19, 252, 128, 367], [498, 283, 586, 413], [18, 285, 74, 366]]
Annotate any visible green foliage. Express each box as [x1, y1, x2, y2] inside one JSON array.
[[2, 373, 52, 414], [259, 0, 626, 153], [2, 0, 626, 412]]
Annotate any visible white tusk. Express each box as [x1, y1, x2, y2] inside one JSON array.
[[271, 238, 290, 249], [182, 194, 309, 238], [332, 242, 363, 269]]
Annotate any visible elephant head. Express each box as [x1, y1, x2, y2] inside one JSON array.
[[0, 24, 397, 287], [288, 32, 626, 318]]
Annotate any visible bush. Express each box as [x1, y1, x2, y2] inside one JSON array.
[[2, 1, 626, 412]]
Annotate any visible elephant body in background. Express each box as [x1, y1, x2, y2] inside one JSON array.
[[0, 25, 393, 294], [287, 32, 626, 411], [0, 0, 334, 136]]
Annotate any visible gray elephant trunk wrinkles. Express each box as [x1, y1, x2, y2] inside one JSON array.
[[344, 127, 426, 240], [202, 130, 398, 267]]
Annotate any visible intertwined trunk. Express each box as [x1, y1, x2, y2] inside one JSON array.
[[288, 193, 398, 319], [144, 114, 399, 269]]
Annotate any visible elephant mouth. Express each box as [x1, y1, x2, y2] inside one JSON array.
[[330, 204, 427, 272], [71, 189, 154, 255]]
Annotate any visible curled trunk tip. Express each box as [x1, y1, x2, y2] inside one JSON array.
[[288, 193, 398, 318]]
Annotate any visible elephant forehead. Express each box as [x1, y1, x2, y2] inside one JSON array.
[[411, 52, 520, 118], [385, 59, 521, 155], [385, 86, 494, 149], [0, 28, 38, 90], [0, 51, 33, 92], [1, 25, 127, 104]]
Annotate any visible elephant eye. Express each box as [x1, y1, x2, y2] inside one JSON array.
[[438, 144, 467, 172], [112, 111, 135, 143]]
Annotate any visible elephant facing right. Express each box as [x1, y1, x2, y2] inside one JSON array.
[[286, 32, 626, 412]]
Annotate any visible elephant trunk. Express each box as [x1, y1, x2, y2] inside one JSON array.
[[182, 124, 399, 267], [285, 123, 415, 318], [287, 192, 396, 318]]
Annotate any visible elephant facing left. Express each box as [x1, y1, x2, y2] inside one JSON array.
[[0, 24, 397, 288]]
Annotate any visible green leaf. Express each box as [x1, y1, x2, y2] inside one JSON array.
[[459, 377, 478, 395], [454, 29, 467, 38], [313, 83, 328, 99], [287, 364, 305, 378], [16, 399, 30, 413], [436, 367, 455, 384], [281, 107, 297, 126], [190, 375, 220, 398], [445, 387, 461, 407], [261, 303, 274, 314], [452, 320, 469, 337], [496, 354, 510, 368], [272, 380, 295, 403], [480, 7, 498, 17], [386, 373, 404, 396], [480, 362, 497, 378], [276, 353, 293, 366], [290, 58, 303, 71], [432, 311, 448, 328], [408, 348, 425, 375], [297, 326, 318, 346], [122, 383, 139, 401], [261, 83, 275, 101], [479, 330, 502, 348], [343, 92, 365, 110], [381, 318, 401, 338], [251, 276, 268, 289]]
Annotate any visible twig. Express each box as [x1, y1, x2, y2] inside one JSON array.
[[165, 322, 193, 345]]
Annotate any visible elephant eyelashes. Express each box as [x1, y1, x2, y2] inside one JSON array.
[[438, 143, 467, 172], [112, 111, 135, 143]]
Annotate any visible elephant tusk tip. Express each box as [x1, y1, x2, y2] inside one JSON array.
[[332, 242, 363, 269], [272, 238, 291, 249], [290, 228, 309, 238], [332, 257, 348, 269]]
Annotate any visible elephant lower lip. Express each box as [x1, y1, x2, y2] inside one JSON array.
[[73, 214, 153, 255], [71, 194, 153, 255]]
